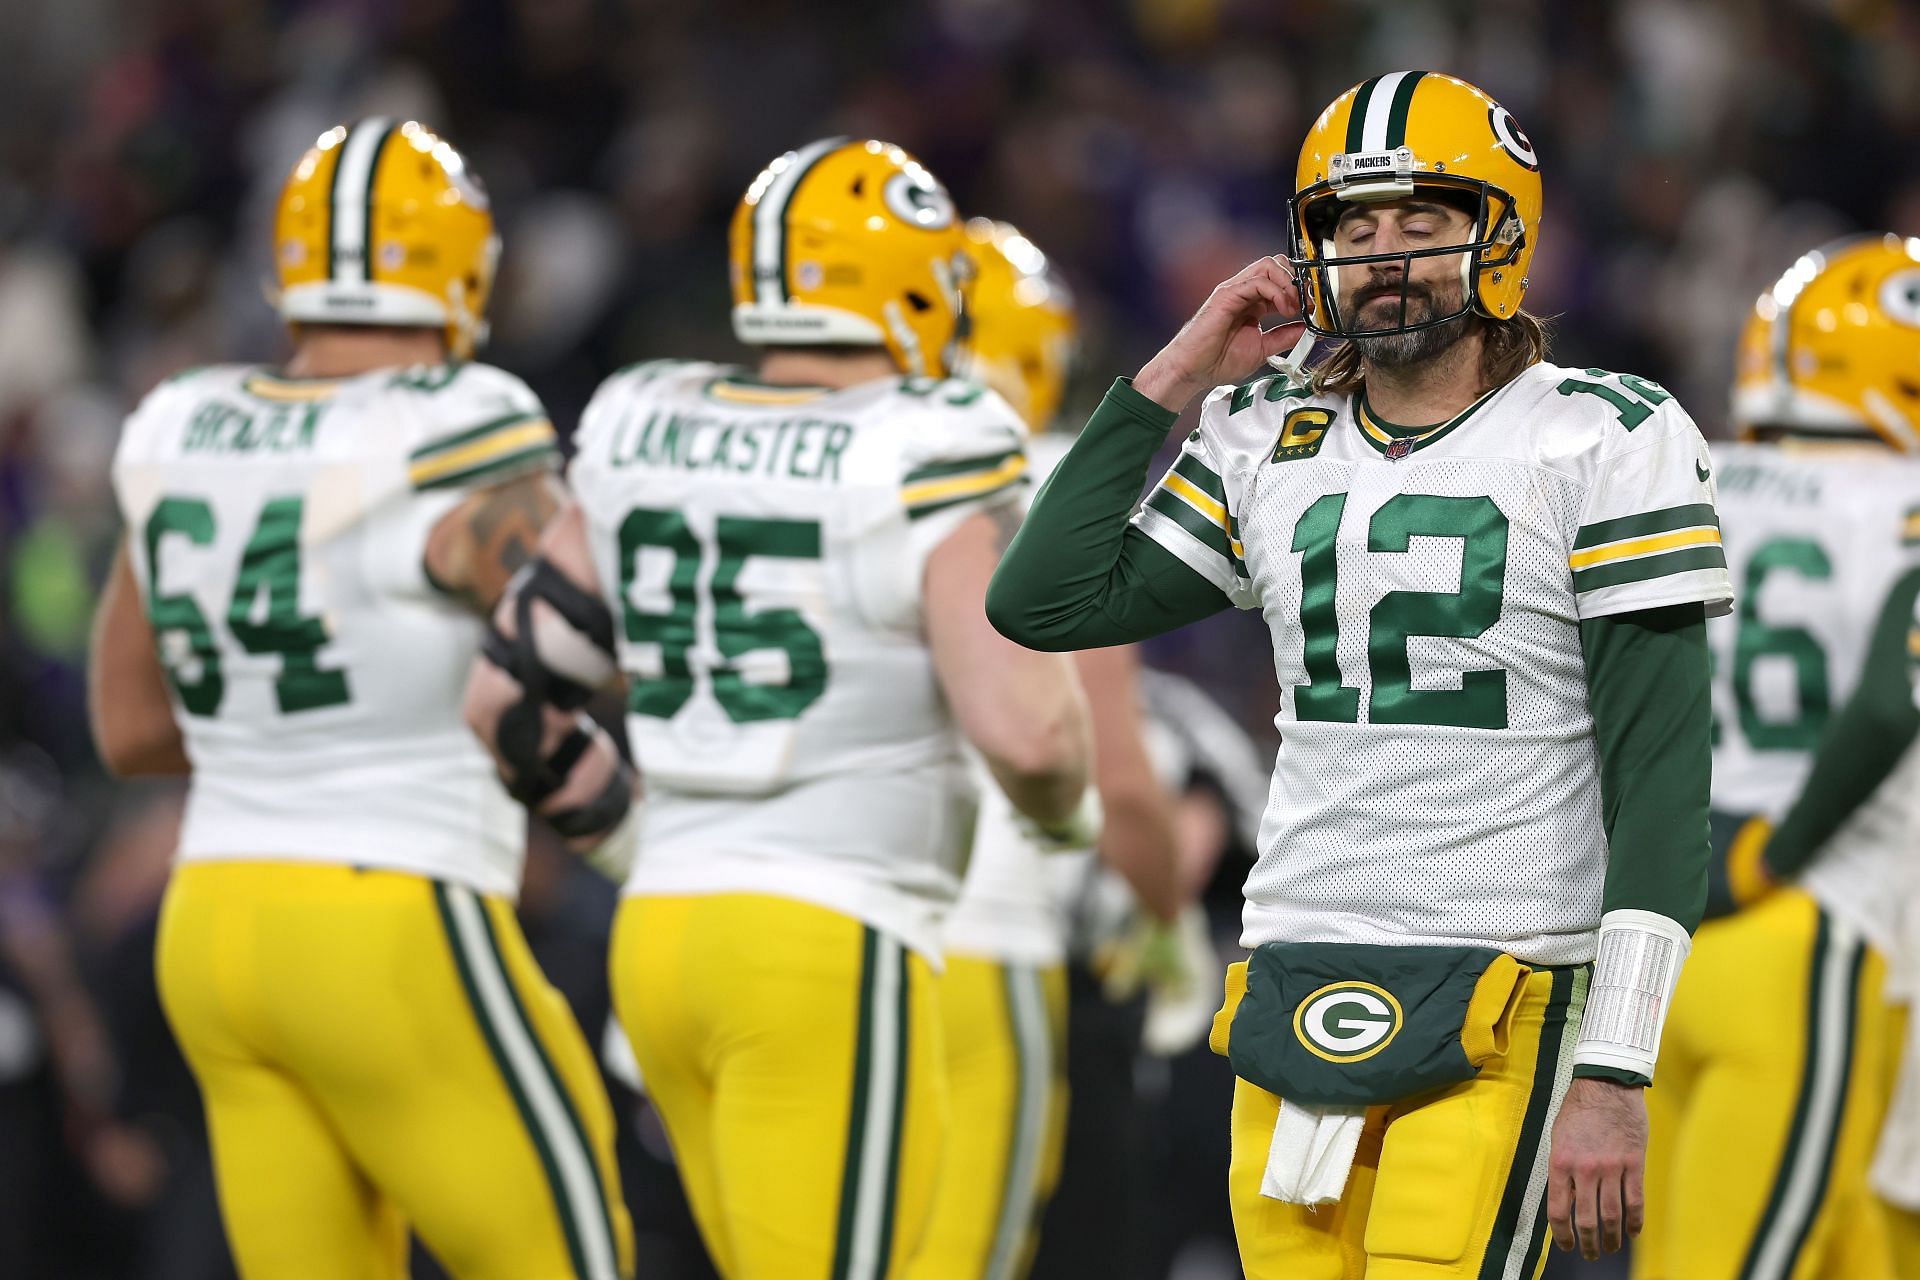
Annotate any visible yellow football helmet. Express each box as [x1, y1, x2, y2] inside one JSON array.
[[275, 118, 498, 359], [729, 138, 967, 377], [1291, 72, 1543, 336], [960, 218, 1077, 430], [1733, 234, 1920, 452]]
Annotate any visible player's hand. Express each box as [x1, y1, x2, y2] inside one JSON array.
[[1134, 257, 1304, 413], [1546, 1077, 1648, 1259]]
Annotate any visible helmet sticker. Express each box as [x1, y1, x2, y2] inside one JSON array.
[[883, 170, 956, 231], [1880, 269, 1920, 328], [1488, 106, 1538, 171]]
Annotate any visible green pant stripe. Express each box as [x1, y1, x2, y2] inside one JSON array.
[[987, 966, 1051, 1280], [1383, 72, 1426, 149], [1479, 967, 1574, 1279], [433, 884, 598, 1279], [1782, 939, 1865, 1267], [1513, 968, 1590, 1280], [869, 943, 912, 1275], [467, 891, 622, 1277], [1739, 913, 1855, 1280], [830, 927, 880, 1280]]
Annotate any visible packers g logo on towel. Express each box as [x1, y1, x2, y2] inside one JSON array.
[[1294, 981, 1404, 1063]]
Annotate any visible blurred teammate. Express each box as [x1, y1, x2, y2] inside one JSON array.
[[988, 72, 1727, 1274], [463, 139, 1096, 1279], [1638, 235, 1920, 1280], [87, 120, 633, 1280], [907, 219, 1182, 1280]]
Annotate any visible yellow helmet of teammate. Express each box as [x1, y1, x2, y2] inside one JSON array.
[[1732, 234, 1920, 452], [729, 138, 967, 378], [960, 218, 1077, 430], [275, 118, 499, 360], [1291, 72, 1543, 336]]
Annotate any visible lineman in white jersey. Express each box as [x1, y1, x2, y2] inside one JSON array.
[[911, 219, 1182, 1280], [464, 139, 1096, 1280], [988, 73, 1729, 1275], [1638, 234, 1920, 1280], [88, 121, 632, 1279]]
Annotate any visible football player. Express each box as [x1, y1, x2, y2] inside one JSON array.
[[462, 139, 1097, 1280], [1636, 234, 1920, 1280], [986, 71, 1729, 1275], [908, 219, 1182, 1280], [86, 121, 633, 1279]]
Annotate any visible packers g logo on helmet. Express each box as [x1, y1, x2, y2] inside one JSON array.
[[1733, 234, 1920, 452], [1293, 981, 1404, 1063], [275, 119, 499, 359], [1290, 72, 1544, 338], [958, 218, 1078, 431], [729, 139, 969, 379]]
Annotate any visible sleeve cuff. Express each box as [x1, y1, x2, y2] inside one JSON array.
[[1101, 376, 1184, 433], [1572, 1063, 1651, 1088]]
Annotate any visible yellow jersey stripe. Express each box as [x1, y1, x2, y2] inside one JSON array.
[[1163, 472, 1228, 528], [901, 454, 1028, 509], [243, 375, 345, 403], [1567, 526, 1722, 571], [705, 381, 832, 405], [408, 421, 557, 487]]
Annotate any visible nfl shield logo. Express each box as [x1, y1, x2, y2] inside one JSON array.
[[1385, 438, 1413, 461]]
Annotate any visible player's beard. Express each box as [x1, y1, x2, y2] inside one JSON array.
[[1343, 276, 1472, 368]]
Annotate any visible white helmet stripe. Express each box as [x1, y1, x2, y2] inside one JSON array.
[[752, 137, 850, 307], [1360, 71, 1410, 151], [329, 118, 396, 286]]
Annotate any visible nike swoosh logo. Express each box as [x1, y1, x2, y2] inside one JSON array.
[[1696, 460, 1711, 483]]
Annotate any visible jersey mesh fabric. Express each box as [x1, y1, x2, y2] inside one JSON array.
[[1709, 443, 1920, 950], [569, 361, 1030, 958], [1135, 362, 1729, 965], [110, 363, 544, 895]]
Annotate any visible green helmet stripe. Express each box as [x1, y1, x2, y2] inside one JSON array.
[[1344, 77, 1382, 153], [1383, 72, 1426, 150]]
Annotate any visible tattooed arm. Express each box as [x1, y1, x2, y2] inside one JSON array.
[[926, 506, 1093, 831], [423, 471, 566, 613]]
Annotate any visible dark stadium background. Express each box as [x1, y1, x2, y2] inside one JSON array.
[[0, 0, 1915, 1276]]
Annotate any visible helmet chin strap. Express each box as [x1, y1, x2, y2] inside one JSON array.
[[1265, 329, 1318, 380]]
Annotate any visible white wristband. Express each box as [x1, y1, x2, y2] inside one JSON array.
[[1574, 908, 1692, 1081]]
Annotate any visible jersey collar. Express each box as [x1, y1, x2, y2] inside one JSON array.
[[1352, 383, 1499, 458]]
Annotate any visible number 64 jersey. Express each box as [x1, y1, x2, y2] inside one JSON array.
[[568, 361, 1031, 959], [1138, 361, 1733, 965]]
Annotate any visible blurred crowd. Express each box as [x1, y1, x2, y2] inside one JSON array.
[[1, 0, 1917, 1274]]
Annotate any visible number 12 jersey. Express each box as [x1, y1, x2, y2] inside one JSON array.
[[1137, 361, 1733, 964]]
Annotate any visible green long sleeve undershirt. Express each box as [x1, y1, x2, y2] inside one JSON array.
[[989, 376, 1712, 935], [1762, 565, 1920, 881]]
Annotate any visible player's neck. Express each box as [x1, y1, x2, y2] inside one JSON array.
[[757, 349, 900, 390], [1356, 329, 1488, 427], [283, 327, 449, 379]]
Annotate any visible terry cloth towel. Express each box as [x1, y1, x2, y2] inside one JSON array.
[[1262, 1099, 1366, 1205]]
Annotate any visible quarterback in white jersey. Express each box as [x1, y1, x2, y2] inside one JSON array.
[[465, 140, 1095, 1280], [88, 122, 632, 1280], [1639, 235, 1920, 1280], [989, 73, 1726, 1275]]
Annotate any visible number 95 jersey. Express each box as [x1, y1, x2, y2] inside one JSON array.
[[1138, 362, 1733, 965], [569, 361, 1030, 958], [110, 362, 560, 895]]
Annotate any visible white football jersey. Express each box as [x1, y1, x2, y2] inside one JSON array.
[[943, 434, 1077, 967], [1137, 361, 1732, 965], [111, 362, 559, 895], [1708, 442, 1920, 951], [568, 361, 1029, 958]]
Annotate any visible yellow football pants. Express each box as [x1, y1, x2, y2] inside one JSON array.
[[907, 954, 1068, 1280], [1637, 889, 1895, 1280], [1228, 964, 1586, 1280], [1884, 1203, 1920, 1278], [611, 893, 946, 1280], [156, 861, 632, 1280]]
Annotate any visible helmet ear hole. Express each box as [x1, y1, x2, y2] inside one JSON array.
[[903, 291, 933, 313], [851, 176, 866, 197]]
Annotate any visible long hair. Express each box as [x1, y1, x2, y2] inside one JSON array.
[[1309, 310, 1551, 398]]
